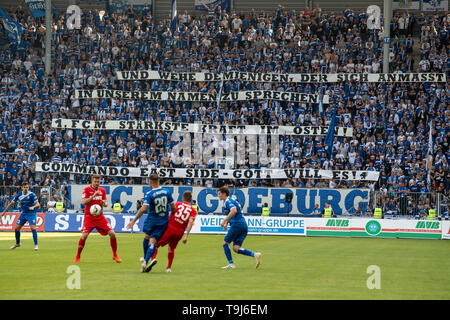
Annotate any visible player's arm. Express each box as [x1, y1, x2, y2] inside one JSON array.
[[221, 206, 237, 229], [126, 204, 148, 229], [170, 202, 176, 216], [1, 201, 15, 217], [81, 190, 101, 205], [182, 216, 195, 244], [101, 190, 107, 207], [29, 200, 40, 211]]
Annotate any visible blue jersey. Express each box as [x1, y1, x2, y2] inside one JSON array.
[[223, 197, 246, 226], [13, 191, 38, 214], [143, 187, 174, 226]]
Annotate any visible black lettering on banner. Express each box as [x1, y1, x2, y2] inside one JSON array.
[[94, 121, 106, 129], [233, 170, 241, 178], [107, 167, 117, 176], [97, 166, 107, 176], [120, 168, 129, 177], [140, 168, 148, 176], [119, 121, 126, 129], [42, 162, 50, 171], [342, 171, 349, 180]]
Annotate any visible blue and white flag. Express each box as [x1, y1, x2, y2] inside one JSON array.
[[325, 104, 337, 160], [217, 76, 224, 108], [25, 0, 46, 18], [426, 121, 433, 189], [170, 0, 177, 34], [0, 8, 25, 43], [318, 84, 324, 115], [422, 0, 448, 11]]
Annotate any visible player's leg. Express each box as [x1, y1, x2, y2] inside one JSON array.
[[143, 224, 167, 272], [166, 234, 182, 272], [11, 223, 23, 249], [74, 230, 90, 263], [107, 230, 121, 263], [222, 229, 235, 269], [166, 245, 175, 272], [144, 236, 158, 272], [30, 225, 39, 251], [27, 214, 39, 250], [233, 226, 262, 268]]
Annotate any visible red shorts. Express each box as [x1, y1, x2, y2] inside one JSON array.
[[157, 227, 185, 250], [81, 215, 113, 236]]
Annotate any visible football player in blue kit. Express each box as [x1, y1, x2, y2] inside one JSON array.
[[1, 182, 41, 250], [127, 174, 176, 272], [217, 186, 262, 269]]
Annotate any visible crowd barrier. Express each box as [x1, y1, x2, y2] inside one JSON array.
[[1, 213, 448, 240]]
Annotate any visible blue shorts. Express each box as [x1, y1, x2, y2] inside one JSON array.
[[143, 222, 168, 242], [17, 213, 37, 226], [224, 223, 248, 247]]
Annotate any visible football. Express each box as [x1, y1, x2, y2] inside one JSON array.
[[90, 204, 102, 216]]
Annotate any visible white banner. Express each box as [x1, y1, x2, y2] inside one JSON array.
[[442, 221, 450, 240], [74, 89, 329, 103], [51, 118, 353, 137], [115, 71, 447, 83], [35, 162, 380, 181], [422, 0, 448, 11]]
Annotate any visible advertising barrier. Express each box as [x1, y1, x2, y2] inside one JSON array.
[[0, 213, 46, 231], [0, 213, 447, 240]]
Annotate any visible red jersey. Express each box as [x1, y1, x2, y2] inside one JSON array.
[[168, 201, 198, 231], [82, 185, 107, 220]]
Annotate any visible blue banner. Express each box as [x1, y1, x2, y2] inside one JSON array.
[[69, 185, 371, 216], [0, 8, 25, 43], [25, 0, 46, 18], [44, 213, 146, 233]]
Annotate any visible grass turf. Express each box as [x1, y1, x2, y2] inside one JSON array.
[[0, 232, 449, 300]]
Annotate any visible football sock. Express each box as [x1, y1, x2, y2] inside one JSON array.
[[237, 248, 254, 257], [15, 230, 20, 244], [223, 244, 233, 264], [110, 237, 118, 256], [31, 229, 38, 246], [144, 243, 156, 264], [167, 251, 174, 269], [152, 247, 158, 260], [76, 238, 85, 258], [143, 238, 149, 256]]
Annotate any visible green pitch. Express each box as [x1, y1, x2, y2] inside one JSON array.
[[1, 232, 449, 300]]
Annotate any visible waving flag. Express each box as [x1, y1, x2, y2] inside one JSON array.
[[217, 76, 224, 108], [325, 104, 337, 160], [171, 0, 177, 34], [318, 84, 324, 115], [0, 8, 25, 43], [426, 121, 433, 189], [25, 0, 46, 18]]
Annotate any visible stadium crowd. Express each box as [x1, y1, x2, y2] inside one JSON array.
[[0, 4, 448, 215]]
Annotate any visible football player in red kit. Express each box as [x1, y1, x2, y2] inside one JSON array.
[[74, 174, 121, 263], [150, 191, 198, 272]]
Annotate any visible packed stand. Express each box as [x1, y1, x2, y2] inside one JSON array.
[[0, 5, 448, 215]]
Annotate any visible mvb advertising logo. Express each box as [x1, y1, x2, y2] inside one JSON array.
[[365, 220, 382, 236]]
